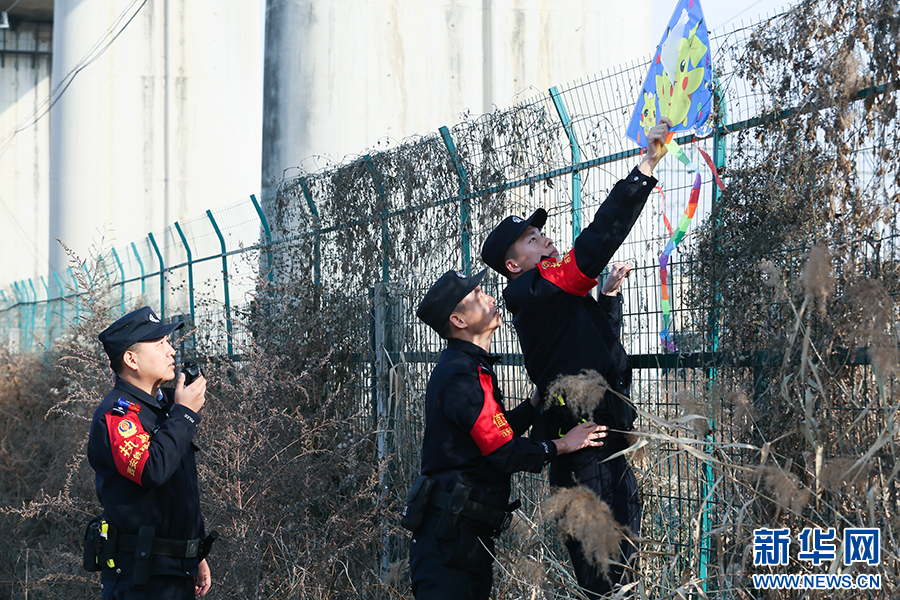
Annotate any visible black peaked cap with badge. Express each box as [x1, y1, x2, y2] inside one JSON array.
[[416, 269, 487, 334], [481, 208, 547, 278], [99, 306, 184, 360]]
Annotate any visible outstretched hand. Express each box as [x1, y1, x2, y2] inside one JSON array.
[[553, 422, 607, 455], [601, 262, 634, 296], [640, 117, 673, 176]]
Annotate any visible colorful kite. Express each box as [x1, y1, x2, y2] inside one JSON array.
[[626, 0, 716, 350], [625, 0, 714, 170]]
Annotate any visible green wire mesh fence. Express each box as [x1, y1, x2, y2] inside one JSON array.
[[3, 3, 900, 596]]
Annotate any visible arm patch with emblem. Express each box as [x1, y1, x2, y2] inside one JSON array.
[[537, 249, 597, 297], [106, 412, 151, 485], [470, 367, 514, 456]]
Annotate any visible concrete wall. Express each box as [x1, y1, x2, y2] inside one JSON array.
[[0, 23, 53, 295], [47, 0, 263, 285], [262, 0, 653, 196]]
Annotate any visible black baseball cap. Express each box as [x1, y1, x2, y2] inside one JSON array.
[[416, 269, 487, 334], [481, 208, 548, 278], [98, 307, 184, 360]]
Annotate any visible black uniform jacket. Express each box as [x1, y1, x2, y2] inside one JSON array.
[[87, 377, 204, 578], [503, 166, 657, 442], [420, 338, 556, 511]]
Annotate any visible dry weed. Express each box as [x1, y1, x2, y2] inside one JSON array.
[[545, 486, 626, 579], [756, 465, 810, 515], [546, 370, 610, 420], [820, 457, 868, 494], [759, 259, 787, 301], [799, 243, 834, 312], [675, 390, 710, 438]]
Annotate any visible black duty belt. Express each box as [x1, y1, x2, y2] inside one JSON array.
[[430, 490, 519, 534], [117, 532, 203, 559]]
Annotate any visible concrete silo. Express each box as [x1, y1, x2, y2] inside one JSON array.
[[261, 0, 653, 198], [47, 0, 263, 282]]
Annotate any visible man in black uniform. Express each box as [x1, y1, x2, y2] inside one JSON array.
[[408, 269, 608, 600], [480, 118, 672, 597], [87, 307, 213, 599]]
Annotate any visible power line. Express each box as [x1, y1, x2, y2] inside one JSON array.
[[0, 0, 148, 160], [0, 190, 49, 272], [0, 0, 148, 278]]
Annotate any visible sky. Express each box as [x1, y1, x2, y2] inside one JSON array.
[[651, 0, 802, 42]]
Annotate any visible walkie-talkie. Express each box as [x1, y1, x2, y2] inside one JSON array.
[[182, 360, 201, 386]]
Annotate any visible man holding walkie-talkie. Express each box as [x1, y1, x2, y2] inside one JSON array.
[[86, 307, 216, 599]]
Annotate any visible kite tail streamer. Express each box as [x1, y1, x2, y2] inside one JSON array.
[[659, 172, 702, 350], [664, 134, 698, 172], [655, 185, 673, 237], [695, 142, 725, 191]]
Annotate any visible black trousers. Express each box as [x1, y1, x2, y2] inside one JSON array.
[[101, 575, 194, 600], [550, 446, 641, 598], [408, 513, 495, 600]]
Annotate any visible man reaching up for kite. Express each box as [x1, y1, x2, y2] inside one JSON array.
[[480, 117, 672, 597]]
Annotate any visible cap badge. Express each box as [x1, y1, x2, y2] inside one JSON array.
[[455, 272, 467, 279], [512, 216, 523, 224], [148, 313, 160, 323]]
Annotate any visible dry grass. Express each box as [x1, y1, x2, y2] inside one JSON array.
[[544, 486, 628, 587], [3, 1, 900, 598], [546, 370, 611, 421]]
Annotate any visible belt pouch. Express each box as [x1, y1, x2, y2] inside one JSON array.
[[199, 531, 219, 560], [400, 475, 435, 533], [82, 518, 103, 572], [132, 526, 155, 586], [98, 521, 118, 570], [436, 483, 471, 541]]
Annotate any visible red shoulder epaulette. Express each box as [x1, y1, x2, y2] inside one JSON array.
[[469, 366, 513, 456], [106, 410, 151, 485], [536, 249, 597, 297]]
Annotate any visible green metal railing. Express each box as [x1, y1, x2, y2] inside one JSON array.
[[1, 13, 896, 595]]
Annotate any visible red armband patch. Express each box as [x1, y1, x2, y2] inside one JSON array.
[[106, 412, 151, 485], [470, 367, 513, 456], [537, 249, 597, 297]]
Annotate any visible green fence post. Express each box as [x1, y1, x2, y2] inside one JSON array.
[[27, 279, 38, 350], [12, 282, 22, 345], [148, 233, 165, 321], [174, 222, 195, 328], [439, 126, 472, 275], [67, 268, 80, 326], [550, 87, 583, 237], [0, 290, 7, 350], [131, 242, 146, 298], [699, 81, 729, 596], [53, 271, 65, 331], [16, 281, 31, 350], [364, 155, 390, 283], [206, 210, 233, 357], [0, 289, 7, 343], [12, 283, 23, 348], [111, 248, 126, 314], [250, 194, 274, 285], [40, 276, 51, 349], [298, 180, 322, 294]]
